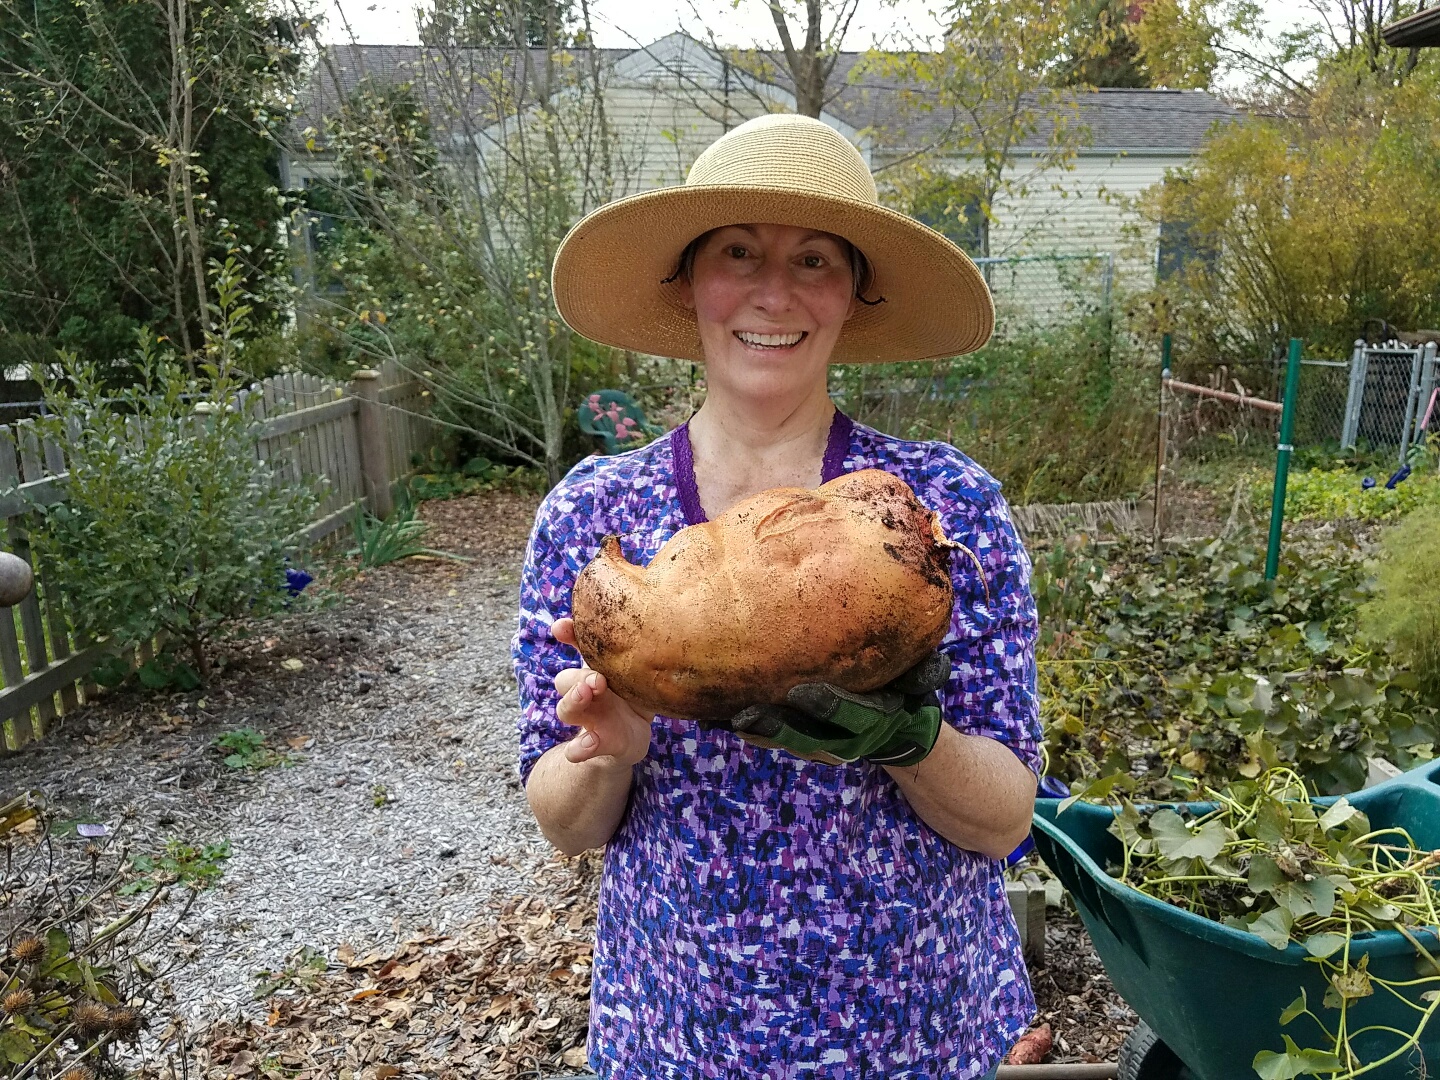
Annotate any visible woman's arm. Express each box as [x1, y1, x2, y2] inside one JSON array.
[[882, 727, 1037, 859], [523, 619, 654, 856]]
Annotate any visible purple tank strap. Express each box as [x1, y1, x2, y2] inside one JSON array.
[[670, 421, 709, 525], [822, 408, 854, 482]]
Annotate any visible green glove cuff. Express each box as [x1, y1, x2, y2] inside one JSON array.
[[731, 698, 943, 766]]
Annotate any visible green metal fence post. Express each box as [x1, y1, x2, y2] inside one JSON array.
[[1264, 338, 1303, 580], [1152, 333, 1172, 547]]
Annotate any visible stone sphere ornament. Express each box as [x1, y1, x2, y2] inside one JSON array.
[[0, 552, 35, 608]]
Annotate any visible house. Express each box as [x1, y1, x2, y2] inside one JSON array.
[[285, 33, 1240, 315]]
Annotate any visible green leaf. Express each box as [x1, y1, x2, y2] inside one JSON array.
[[1317, 798, 1359, 833], [1253, 1036, 1343, 1078], [1247, 907, 1294, 950], [1279, 990, 1308, 1025], [44, 926, 70, 965], [0, 1029, 35, 1065], [1304, 933, 1347, 959], [1149, 809, 1230, 863]]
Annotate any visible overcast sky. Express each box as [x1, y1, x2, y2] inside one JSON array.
[[319, 0, 1314, 53]]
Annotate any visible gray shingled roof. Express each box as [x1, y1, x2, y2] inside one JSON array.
[[297, 40, 1241, 156]]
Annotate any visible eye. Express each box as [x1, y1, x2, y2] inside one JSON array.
[[801, 254, 826, 268], [727, 244, 749, 259]]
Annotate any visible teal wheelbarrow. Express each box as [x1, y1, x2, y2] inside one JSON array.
[[1032, 761, 1440, 1080]]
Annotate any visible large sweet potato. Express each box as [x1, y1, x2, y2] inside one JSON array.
[[570, 468, 958, 721]]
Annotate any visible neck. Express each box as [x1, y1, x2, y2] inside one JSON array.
[[684, 380, 837, 517], [689, 382, 834, 456]]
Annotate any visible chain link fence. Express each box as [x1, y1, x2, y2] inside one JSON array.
[[975, 253, 1115, 334]]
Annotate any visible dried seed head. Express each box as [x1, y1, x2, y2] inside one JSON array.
[[73, 1001, 110, 1036], [9, 936, 44, 964], [84, 843, 102, 860], [107, 1005, 144, 1040], [1, 989, 34, 1014], [57, 1066, 95, 1080]]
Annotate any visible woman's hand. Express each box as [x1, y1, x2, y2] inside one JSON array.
[[552, 618, 654, 767]]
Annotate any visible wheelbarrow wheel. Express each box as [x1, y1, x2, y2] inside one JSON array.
[[1118, 1020, 1190, 1080]]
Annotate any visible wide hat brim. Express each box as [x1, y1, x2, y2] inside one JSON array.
[[551, 185, 995, 365]]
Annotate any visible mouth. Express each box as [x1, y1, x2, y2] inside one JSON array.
[[734, 330, 807, 351]]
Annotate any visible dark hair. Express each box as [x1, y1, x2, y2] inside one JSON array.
[[661, 227, 885, 306]]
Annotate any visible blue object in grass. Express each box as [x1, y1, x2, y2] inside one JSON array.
[[1362, 475, 1378, 490], [1385, 464, 1412, 489], [1004, 775, 1072, 867], [284, 566, 313, 596]]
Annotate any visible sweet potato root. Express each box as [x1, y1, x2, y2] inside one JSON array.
[[570, 468, 958, 721]]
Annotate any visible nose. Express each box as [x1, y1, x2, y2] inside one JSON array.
[[746, 254, 798, 316]]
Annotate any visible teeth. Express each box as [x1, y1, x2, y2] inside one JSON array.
[[737, 331, 804, 347]]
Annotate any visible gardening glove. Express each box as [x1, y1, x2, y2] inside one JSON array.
[[722, 650, 950, 767]]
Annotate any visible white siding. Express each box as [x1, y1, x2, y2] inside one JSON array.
[[989, 152, 1181, 285]]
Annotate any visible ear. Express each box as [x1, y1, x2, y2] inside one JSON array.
[[676, 274, 695, 311]]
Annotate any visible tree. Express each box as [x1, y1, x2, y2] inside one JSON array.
[[1055, 0, 1151, 88], [1133, 0, 1429, 95], [763, 0, 861, 117], [0, 0, 300, 371], [420, 0, 577, 47], [299, 0, 626, 484], [864, 0, 1096, 258], [1141, 51, 1440, 361]]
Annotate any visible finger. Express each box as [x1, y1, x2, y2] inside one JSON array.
[[564, 727, 603, 763], [890, 650, 951, 696], [552, 617, 577, 647], [728, 703, 798, 738], [555, 675, 595, 726], [786, 682, 903, 720], [554, 665, 590, 697]]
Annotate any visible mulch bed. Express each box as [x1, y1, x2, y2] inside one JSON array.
[[179, 854, 602, 1080]]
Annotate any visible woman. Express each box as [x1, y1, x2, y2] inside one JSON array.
[[512, 113, 1041, 1079]]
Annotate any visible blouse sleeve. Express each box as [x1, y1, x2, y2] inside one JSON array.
[[510, 461, 601, 785], [923, 448, 1043, 777]]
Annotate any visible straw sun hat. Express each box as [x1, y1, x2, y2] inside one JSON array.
[[550, 113, 994, 365]]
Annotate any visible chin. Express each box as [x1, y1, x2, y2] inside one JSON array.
[[708, 347, 829, 399]]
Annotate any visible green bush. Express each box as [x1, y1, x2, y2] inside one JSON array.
[[1359, 504, 1440, 693], [18, 260, 320, 683], [831, 311, 1154, 504], [1038, 533, 1439, 797]]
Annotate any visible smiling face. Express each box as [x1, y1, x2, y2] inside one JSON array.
[[676, 223, 858, 405]]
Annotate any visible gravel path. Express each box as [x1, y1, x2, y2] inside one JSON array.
[[0, 491, 551, 1024]]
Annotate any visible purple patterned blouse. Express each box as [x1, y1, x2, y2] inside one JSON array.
[[512, 409, 1041, 1079]]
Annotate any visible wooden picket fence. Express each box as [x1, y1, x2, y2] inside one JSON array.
[[0, 360, 439, 754]]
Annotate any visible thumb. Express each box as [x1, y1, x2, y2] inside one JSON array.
[[552, 617, 578, 647]]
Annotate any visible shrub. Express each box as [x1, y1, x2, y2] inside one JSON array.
[[19, 260, 320, 683], [831, 311, 1155, 504], [1359, 503, 1440, 694], [1038, 533, 1439, 796], [0, 792, 197, 1077]]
